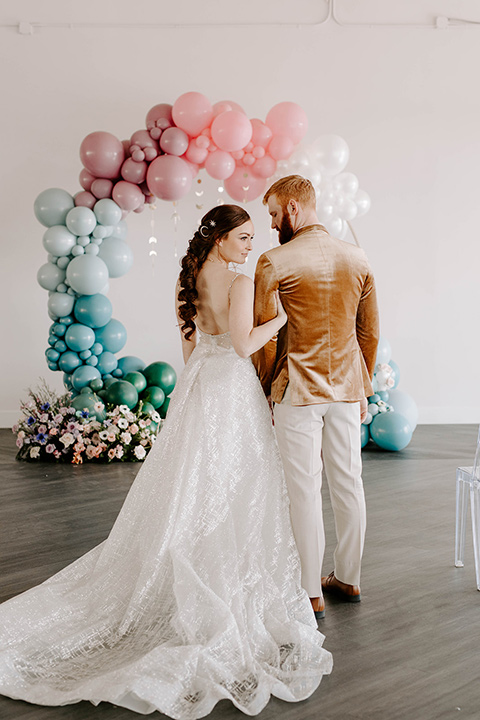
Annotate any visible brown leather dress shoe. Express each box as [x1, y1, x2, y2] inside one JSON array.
[[321, 571, 361, 603], [310, 596, 325, 620]]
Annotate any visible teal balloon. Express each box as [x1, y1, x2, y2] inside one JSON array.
[[94, 198, 122, 227], [47, 361, 58, 371], [89, 378, 104, 391], [388, 359, 400, 389], [97, 351, 118, 375], [98, 237, 133, 278], [37, 262, 66, 291], [95, 319, 126, 353], [71, 365, 101, 390], [86, 355, 98, 367], [370, 412, 412, 451], [377, 391, 389, 402], [80, 386, 94, 396], [45, 348, 60, 362], [34, 188, 75, 228], [48, 336, 57, 347], [53, 323, 66, 337], [66, 255, 109, 296], [103, 376, 117, 388], [71, 392, 105, 421], [66, 206, 97, 236], [74, 294, 113, 328], [388, 389, 418, 431], [142, 385, 165, 409], [143, 362, 177, 396], [58, 351, 81, 373], [112, 368, 123, 377], [124, 371, 147, 393], [376, 336, 392, 365], [59, 315, 74, 325], [47, 292, 75, 319], [106, 380, 138, 409], [54, 340, 67, 352], [91, 342, 103, 356], [368, 393, 380, 403], [117, 356, 145, 375], [361, 424, 370, 448], [42, 225, 76, 257], [63, 372, 74, 390], [159, 396, 171, 419], [79, 349, 92, 360], [65, 323, 95, 352]]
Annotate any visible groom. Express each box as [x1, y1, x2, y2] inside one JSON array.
[[253, 175, 379, 619]]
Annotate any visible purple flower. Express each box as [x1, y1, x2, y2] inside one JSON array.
[[36, 433, 48, 445], [41, 403, 50, 411], [80, 410, 89, 418], [45, 444, 56, 454], [27, 416, 36, 426]]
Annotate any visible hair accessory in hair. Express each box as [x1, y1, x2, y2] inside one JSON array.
[[199, 225, 209, 237], [209, 220, 216, 227]]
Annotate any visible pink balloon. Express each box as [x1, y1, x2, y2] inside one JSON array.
[[243, 153, 255, 166], [205, 150, 235, 180], [211, 111, 252, 153], [146, 155, 192, 201], [121, 158, 147, 185], [130, 129, 158, 151], [185, 140, 208, 165], [250, 118, 273, 148], [250, 155, 277, 179], [231, 150, 244, 161], [268, 135, 294, 160], [159, 127, 189, 156], [252, 146, 265, 159], [195, 136, 210, 149], [74, 191, 96, 209], [79, 168, 95, 191], [213, 100, 245, 116], [91, 178, 114, 199], [185, 161, 200, 178], [172, 92, 213, 137], [265, 102, 308, 144], [121, 139, 131, 157], [112, 180, 144, 211], [144, 147, 157, 162], [80, 131, 125, 179], [145, 103, 173, 130], [134, 204, 145, 214], [132, 150, 145, 162], [149, 127, 162, 140], [224, 167, 266, 203]]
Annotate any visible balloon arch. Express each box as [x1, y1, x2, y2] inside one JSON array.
[[34, 90, 417, 450]]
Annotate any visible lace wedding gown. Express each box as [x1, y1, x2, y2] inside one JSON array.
[[0, 329, 332, 718]]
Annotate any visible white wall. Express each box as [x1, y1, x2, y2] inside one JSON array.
[[1, 0, 478, 427]]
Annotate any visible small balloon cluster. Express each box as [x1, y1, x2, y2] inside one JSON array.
[[75, 92, 308, 209], [280, 135, 371, 240], [362, 337, 418, 451]]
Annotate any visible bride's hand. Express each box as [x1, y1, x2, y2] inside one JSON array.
[[275, 290, 287, 326]]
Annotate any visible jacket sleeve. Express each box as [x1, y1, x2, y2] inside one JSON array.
[[252, 253, 279, 396], [356, 266, 380, 381]]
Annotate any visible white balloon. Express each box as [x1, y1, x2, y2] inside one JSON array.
[[312, 135, 350, 177], [376, 336, 392, 365], [341, 198, 358, 221], [337, 219, 348, 240], [317, 203, 334, 222], [335, 172, 359, 196], [324, 215, 343, 237], [355, 189, 371, 217]]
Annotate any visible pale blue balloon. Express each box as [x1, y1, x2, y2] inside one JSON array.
[[66, 206, 97, 236], [85, 244, 99, 255], [42, 225, 76, 257], [370, 412, 412, 451], [56, 283, 67, 293], [57, 256, 70, 270], [376, 336, 392, 365], [71, 245, 85, 256], [95, 318, 126, 353], [74, 294, 112, 329], [71, 365, 101, 391], [66, 255, 109, 295], [112, 220, 128, 240], [94, 198, 122, 227], [388, 389, 418, 430], [98, 237, 133, 278], [58, 351, 81, 373], [388, 359, 400, 389], [37, 262, 66, 291], [97, 351, 118, 375], [117, 355, 145, 375], [34, 188, 75, 227], [65, 323, 95, 352], [367, 403, 379, 417], [47, 292, 75, 319]]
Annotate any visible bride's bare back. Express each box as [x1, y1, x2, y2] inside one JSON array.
[[194, 263, 239, 335]]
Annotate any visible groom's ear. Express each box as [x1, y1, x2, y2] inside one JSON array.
[[288, 199, 299, 216]]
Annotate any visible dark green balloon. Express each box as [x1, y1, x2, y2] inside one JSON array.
[[159, 396, 171, 419], [124, 371, 147, 394], [140, 401, 155, 416], [71, 392, 105, 421], [106, 380, 138, 409], [143, 362, 176, 396], [89, 378, 104, 392], [142, 385, 165, 409], [103, 376, 117, 389]]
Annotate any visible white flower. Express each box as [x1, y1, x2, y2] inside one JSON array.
[[60, 432, 75, 447], [126, 412, 135, 422], [99, 430, 109, 440], [30, 446, 40, 458], [116, 446, 124, 459], [93, 402, 104, 412], [119, 405, 129, 414], [129, 423, 139, 435], [40, 413, 49, 423], [139, 419, 147, 429], [134, 445, 146, 460], [106, 432, 116, 443], [117, 418, 129, 430], [151, 411, 161, 423], [120, 432, 132, 445], [18, 430, 25, 440]]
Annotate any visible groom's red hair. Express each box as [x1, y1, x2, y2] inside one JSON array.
[[263, 175, 316, 209]]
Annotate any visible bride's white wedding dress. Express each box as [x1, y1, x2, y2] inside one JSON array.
[[0, 329, 332, 718]]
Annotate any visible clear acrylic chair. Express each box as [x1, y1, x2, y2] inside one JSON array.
[[455, 425, 480, 590]]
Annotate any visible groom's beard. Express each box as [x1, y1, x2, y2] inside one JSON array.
[[278, 211, 294, 245]]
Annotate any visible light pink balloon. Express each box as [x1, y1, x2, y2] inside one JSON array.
[[121, 158, 147, 185], [130, 129, 158, 151], [91, 179, 114, 199], [185, 141, 208, 165], [268, 135, 294, 160], [213, 100, 245, 116], [80, 132, 125, 179], [145, 103, 173, 130], [231, 150, 244, 161], [146, 155, 192, 201], [250, 118, 273, 148], [205, 150, 235, 180], [252, 146, 265, 159], [211, 111, 252, 153], [172, 92, 213, 137], [250, 155, 277, 179], [74, 191, 96, 209], [134, 204, 145, 214], [224, 167, 266, 203], [243, 153, 255, 166], [195, 136, 210, 149], [185, 161, 199, 178], [200, 128, 211, 138], [79, 168, 95, 191], [265, 102, 308, 144], [112, 180, 144, 211], [150, 127, 162, 140], [160, 127, 189, 156], [144, 147, 157, 162]]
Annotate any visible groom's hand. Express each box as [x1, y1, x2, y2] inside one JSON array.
[[359, 397, 368, 423]]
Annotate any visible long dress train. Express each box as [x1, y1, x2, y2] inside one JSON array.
[[0, 329, 332, 718]]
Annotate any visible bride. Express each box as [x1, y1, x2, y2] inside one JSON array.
[[0, 204, 332, 719]]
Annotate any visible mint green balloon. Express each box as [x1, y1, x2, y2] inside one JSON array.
[[106, 380, 138, 409], [124, 371, 147, 393]]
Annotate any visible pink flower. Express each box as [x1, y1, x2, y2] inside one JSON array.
[[129, 423, 139, 435], [46, 444, 56, 454], [16, 438, 23, 448], [86, 445, 97, 459], [37, 425, 47, 435], [116, 446, 124, 459], [74, 442, 85, 453], [50, 428, 58, 436], [12, 424, 18, 433], [108, 448, 116, 460], [107, 432, 116, 443], [40, 413, 49, 423], [54, 450, 61, 459]]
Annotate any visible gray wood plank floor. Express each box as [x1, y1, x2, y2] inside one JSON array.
[[0, 425, 478, 720]]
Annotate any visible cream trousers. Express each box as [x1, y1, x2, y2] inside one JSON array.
[[274, 395, 366, 597]]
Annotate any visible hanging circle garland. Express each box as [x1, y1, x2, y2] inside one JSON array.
[[35, 92, 309, 414]]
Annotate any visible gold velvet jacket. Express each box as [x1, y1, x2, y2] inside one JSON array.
[[252, 225, 380, 405]]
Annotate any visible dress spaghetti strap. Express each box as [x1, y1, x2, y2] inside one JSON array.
[[228, 273, 240, 302]]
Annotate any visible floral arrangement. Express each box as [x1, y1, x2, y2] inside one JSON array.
[[13, 381, 162, 464]]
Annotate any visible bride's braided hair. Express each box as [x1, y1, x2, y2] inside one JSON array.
[[178, 204, 251, 340]]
